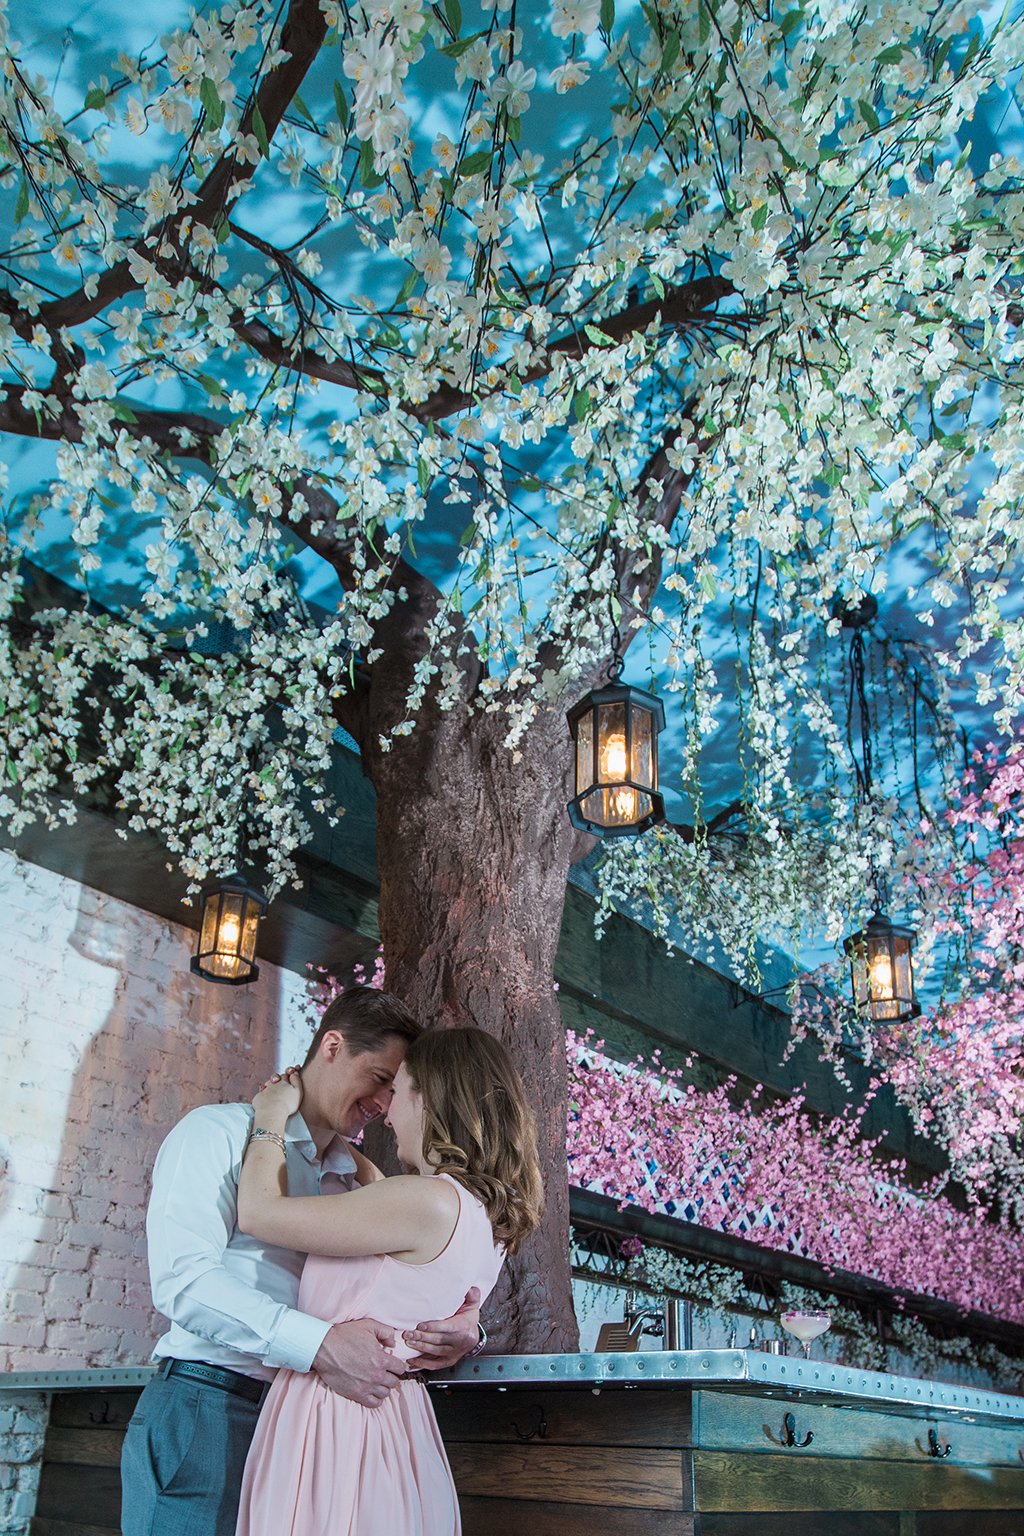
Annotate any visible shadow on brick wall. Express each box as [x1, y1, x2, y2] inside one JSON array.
[[1, 865, 284, 1370]]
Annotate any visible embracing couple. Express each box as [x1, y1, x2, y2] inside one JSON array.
[[121, 987, 543, 1535]]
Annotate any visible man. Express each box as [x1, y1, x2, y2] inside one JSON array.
[[121, 988, 481, 1535]]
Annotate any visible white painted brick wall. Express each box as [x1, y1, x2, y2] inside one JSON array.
[[0, 850, 314, 1533], [0, 1395, 47, 1536]]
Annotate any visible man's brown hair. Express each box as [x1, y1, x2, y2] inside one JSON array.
[[303, 985, 422, 1066]]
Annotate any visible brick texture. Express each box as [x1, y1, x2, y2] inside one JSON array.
[[0, 852, 315, 1534]]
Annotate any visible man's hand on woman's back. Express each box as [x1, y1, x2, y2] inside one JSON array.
[[313, 1319, 406, 1406]]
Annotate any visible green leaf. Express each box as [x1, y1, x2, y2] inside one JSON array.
[[458, 148, 492, 178], [417, 456, 431, 493], [14, 179, 29, 225], [292, 90, 315, 127], [358, 138, 385, 189], [84, 86, 107, 111], [779, 9, 802, 37], [584, 322, 615, 347], [600, 0, 614, 31], [450, 585, 463, 613], [698, 565, 717, 600], [406, 524, 417, 557], [573, 387, 592, 421], [661, 30, 681, 73], [215, 214, 231, 243], [859, 98, 880, 132], [505, 113, 521, 142], [198, 374, 225, 398], [333, 81, 349, 129], [751, 202, 768, 230], [5, 759, 18, 784], [956, 30, 980, 77], [876, 44, 903, 64], [932, 36, 953, 76], [519, 474, 540, 491], [440, 30, 487, 57], [650, 271, 665, 298], [200, 77, 224, 131], [698, 3, 711, 45], [251, 103, 270, 158], [459, 521, 477, 546], [444, 0, 462, 34], [396, 269, 418, 304], [112, 400, 139, 423]]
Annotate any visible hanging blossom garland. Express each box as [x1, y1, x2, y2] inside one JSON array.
[[771, 732, 1024, 1214], [1, 0, 1024, 916], [566, 1033, 1024, 1325]]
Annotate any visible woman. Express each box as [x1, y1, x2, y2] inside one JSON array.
[[234, 1026, 543, 1536]]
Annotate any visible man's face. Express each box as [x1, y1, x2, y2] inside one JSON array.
[[321, 1032, 406, 1139]]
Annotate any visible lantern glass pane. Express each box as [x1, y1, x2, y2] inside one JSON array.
[[240, 899, 260, 965], [630, 705, 654, 791], [892, 936, 913, 1003], [581, 787, 650, 829], [576, 709, 594, 794], [596, 702, 628, 787], [207, 891, 246, 980], [199, 895, 220, 956]]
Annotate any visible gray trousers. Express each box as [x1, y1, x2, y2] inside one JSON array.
[[120, 1371, 265, 1536]]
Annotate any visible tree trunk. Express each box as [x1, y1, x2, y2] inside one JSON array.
[[362, 701, 583, 1353]]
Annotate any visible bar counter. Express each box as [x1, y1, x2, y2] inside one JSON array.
[[430, 1349, 1024, 1536], [7, 1352, 1024, 1534]]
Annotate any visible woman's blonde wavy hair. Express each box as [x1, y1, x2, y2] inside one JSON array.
[[403, 1027, 544, 1255]]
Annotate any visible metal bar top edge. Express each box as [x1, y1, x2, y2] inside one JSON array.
[[432, 1349, 1024, 1420], [4, 1354, 1023, 1422]]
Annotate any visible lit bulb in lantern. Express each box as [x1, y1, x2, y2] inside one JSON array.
[[220, 912, 241, 950], [868, 950, 892, 999], [600, 730, 628, 782]]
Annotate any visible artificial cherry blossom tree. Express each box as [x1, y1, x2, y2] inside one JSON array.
[[2, 0, 1024, 1347]]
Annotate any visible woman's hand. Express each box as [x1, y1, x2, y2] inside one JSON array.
[[252, 1067, 302, 1132]]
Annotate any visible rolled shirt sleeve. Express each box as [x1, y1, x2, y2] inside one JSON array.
[[147, 1104, 332, 1375]]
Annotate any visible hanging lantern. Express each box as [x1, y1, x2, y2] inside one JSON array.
[[843, 911, 917, 1022], [191, 876, 267, 985], [567, 682, 666, 837]]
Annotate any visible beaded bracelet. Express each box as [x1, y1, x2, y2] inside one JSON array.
[[249, 1128, 287, 1154]]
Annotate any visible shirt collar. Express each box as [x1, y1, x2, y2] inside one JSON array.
[[285, 1111, 357, 1177]]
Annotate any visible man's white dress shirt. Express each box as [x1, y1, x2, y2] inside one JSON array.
[[148, 1102, 358, 1382]]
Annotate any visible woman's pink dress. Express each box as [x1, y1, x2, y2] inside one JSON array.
[[236, 1175, 504, 1536]]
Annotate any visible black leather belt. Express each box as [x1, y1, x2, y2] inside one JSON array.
[[161, 1358, 266, 1403]]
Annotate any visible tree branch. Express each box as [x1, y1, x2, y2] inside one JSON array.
[[412, 274, 734, 421], [27, 0, 330, 334]]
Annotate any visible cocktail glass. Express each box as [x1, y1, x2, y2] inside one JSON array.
[[780, 1310, 831, 1359]]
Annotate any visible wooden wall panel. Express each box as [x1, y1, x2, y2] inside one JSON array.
[[460, 1495, 693, 1535], [434, 1386, 693, 1447], [694, 1449, 1024, 1512], [447, 1443, 690, 1511]]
